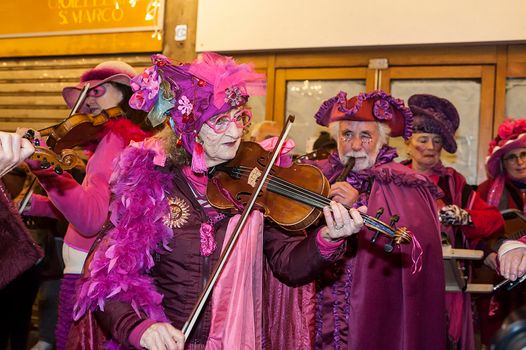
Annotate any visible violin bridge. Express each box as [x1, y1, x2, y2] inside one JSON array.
[[247, 167, 262, 187]]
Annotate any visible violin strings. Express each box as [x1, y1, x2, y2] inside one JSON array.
[[234, 166, 330, 208], [233, 166, 392, 235]]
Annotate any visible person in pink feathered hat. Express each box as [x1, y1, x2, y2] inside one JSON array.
[[22, 60, 155, 350], [477, 118, 526, 347], [69, 53, 366, 350]]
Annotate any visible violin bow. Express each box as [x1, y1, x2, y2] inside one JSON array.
[[69, 83, 90, 117], [18, 84, 90, 214], [182, 115, 296, 340]]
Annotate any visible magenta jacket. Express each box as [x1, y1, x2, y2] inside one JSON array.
[[69, 142, 344, 349], [94, 165, 334, 346]]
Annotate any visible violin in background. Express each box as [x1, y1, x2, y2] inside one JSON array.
[[24, 84, 123, 174]]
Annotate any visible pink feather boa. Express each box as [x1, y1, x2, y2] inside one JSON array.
[[73, 143, 173, 322]]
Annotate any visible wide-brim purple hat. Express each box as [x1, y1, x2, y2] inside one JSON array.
[[314, 90, 413, 139], [486, 119, 526, 178], [62, 61, 137, 111], [408, 94, 459, 153]]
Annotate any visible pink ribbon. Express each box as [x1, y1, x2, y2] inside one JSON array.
[[200, 222, 216, 256]]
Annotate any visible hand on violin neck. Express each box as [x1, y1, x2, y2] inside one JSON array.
[[17, 127, 41, 141], [320, 201, 366, 243], [329, 181, 359, 207], [0, 132, 35, 178]]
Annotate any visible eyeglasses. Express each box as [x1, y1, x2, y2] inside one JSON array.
[[503, 151, 526, 164], [205, 109, 252, 134], [87, 85, 107, 98]]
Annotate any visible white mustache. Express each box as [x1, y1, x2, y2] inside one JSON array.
[[344, 151, 368, 160]]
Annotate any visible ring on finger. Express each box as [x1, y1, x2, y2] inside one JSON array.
[[334, 223, 345, 230]]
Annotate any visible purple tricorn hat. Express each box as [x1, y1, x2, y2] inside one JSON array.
[[129, 53, 265, 173], [408, 94, 460, 154], [314, 90, 413, 139]]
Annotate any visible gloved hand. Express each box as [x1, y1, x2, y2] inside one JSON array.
[[439, 204, 473, 226]]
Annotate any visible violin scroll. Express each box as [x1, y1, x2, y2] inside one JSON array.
[[394, 227, 412, 245], [23, 129, 82, 175], [29, 147, 82, 175]]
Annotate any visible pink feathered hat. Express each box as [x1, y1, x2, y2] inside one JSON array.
[[62, 61, 137, 110], [129, 53, 266, 173], [486, 118, 526, 178]]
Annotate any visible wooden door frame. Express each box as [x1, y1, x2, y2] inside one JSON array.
[[273, 67, 368, 126]]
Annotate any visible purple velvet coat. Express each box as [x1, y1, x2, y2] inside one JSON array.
[[79, 160, 337, 348], [312, 153, 446, 350]]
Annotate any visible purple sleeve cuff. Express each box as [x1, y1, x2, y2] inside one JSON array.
[[129, 319, 157, 349], [316, 227, 345, 257]]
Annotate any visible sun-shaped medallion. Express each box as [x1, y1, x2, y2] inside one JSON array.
[[163, 196, 190, 229]]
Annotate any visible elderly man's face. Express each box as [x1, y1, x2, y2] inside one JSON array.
[[336, 120, 382, 171]]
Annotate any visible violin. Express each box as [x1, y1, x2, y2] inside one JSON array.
[[184, 116, 409, 339], [207, 141, 411, 244], [24, 107, 124, 174], [41, 106, 124, 153]]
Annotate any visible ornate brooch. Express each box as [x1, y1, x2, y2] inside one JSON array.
[[224, 86, 244, 107], [163, 196, 190, 229]]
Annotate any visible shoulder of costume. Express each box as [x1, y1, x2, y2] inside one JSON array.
[[370, 162, 442, 198]]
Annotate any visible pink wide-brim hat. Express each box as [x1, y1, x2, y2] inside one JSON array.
[[486, 132, 526, 179], [62, 61, 137, 110]]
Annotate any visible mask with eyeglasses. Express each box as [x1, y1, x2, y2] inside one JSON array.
[[205, 109, 252, 134], [503, 151, 526, 163], [87, 85, 107, 98]]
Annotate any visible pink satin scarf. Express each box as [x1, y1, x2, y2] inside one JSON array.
[[206, 211, 264, 349]]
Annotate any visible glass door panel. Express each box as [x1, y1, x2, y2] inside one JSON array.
[[506, 78, 526, 118], [275, 68, 367, 156], [383, 66, 494, 184]]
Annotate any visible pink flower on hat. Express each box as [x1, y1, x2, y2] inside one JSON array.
[[177, 95, 193, 115], [224, 87, 245, 107], [129, 66, 161, 111], [373, 99, 393, 120], [497, 120, 515, 141], [489, 118, 526, 155]]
